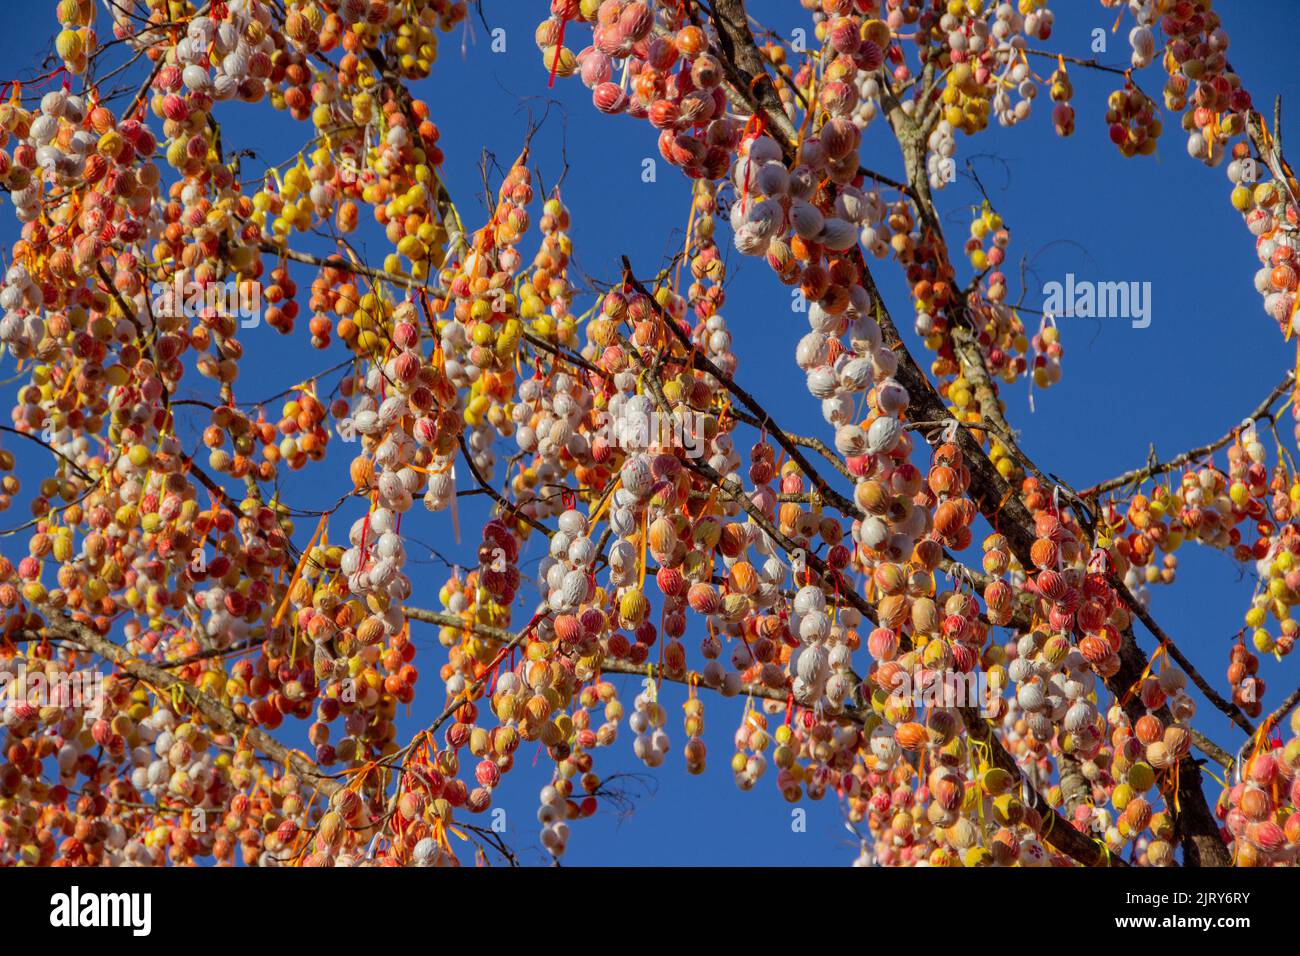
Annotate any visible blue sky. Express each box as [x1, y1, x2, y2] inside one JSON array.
[[2, 1, 1299, 865]]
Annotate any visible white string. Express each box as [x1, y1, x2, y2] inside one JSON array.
[[1027, 311, 1056, 414], [1233, 739, 1250, 787]]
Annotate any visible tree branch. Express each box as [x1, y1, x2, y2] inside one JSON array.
[[1082, 371, 1295, 497]]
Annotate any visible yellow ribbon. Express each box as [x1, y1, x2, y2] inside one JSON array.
[[588, 476, 622, 526], [272, 512, 329, 627]]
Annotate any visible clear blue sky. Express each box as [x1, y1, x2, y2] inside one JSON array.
[[2, 1, 1298, 865]]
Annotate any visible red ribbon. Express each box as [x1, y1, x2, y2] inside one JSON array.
[[738, 112, 768, 214], [15, 65, 67, 95], [547, 17, 568, 89], [358, 510, 373, 557]]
